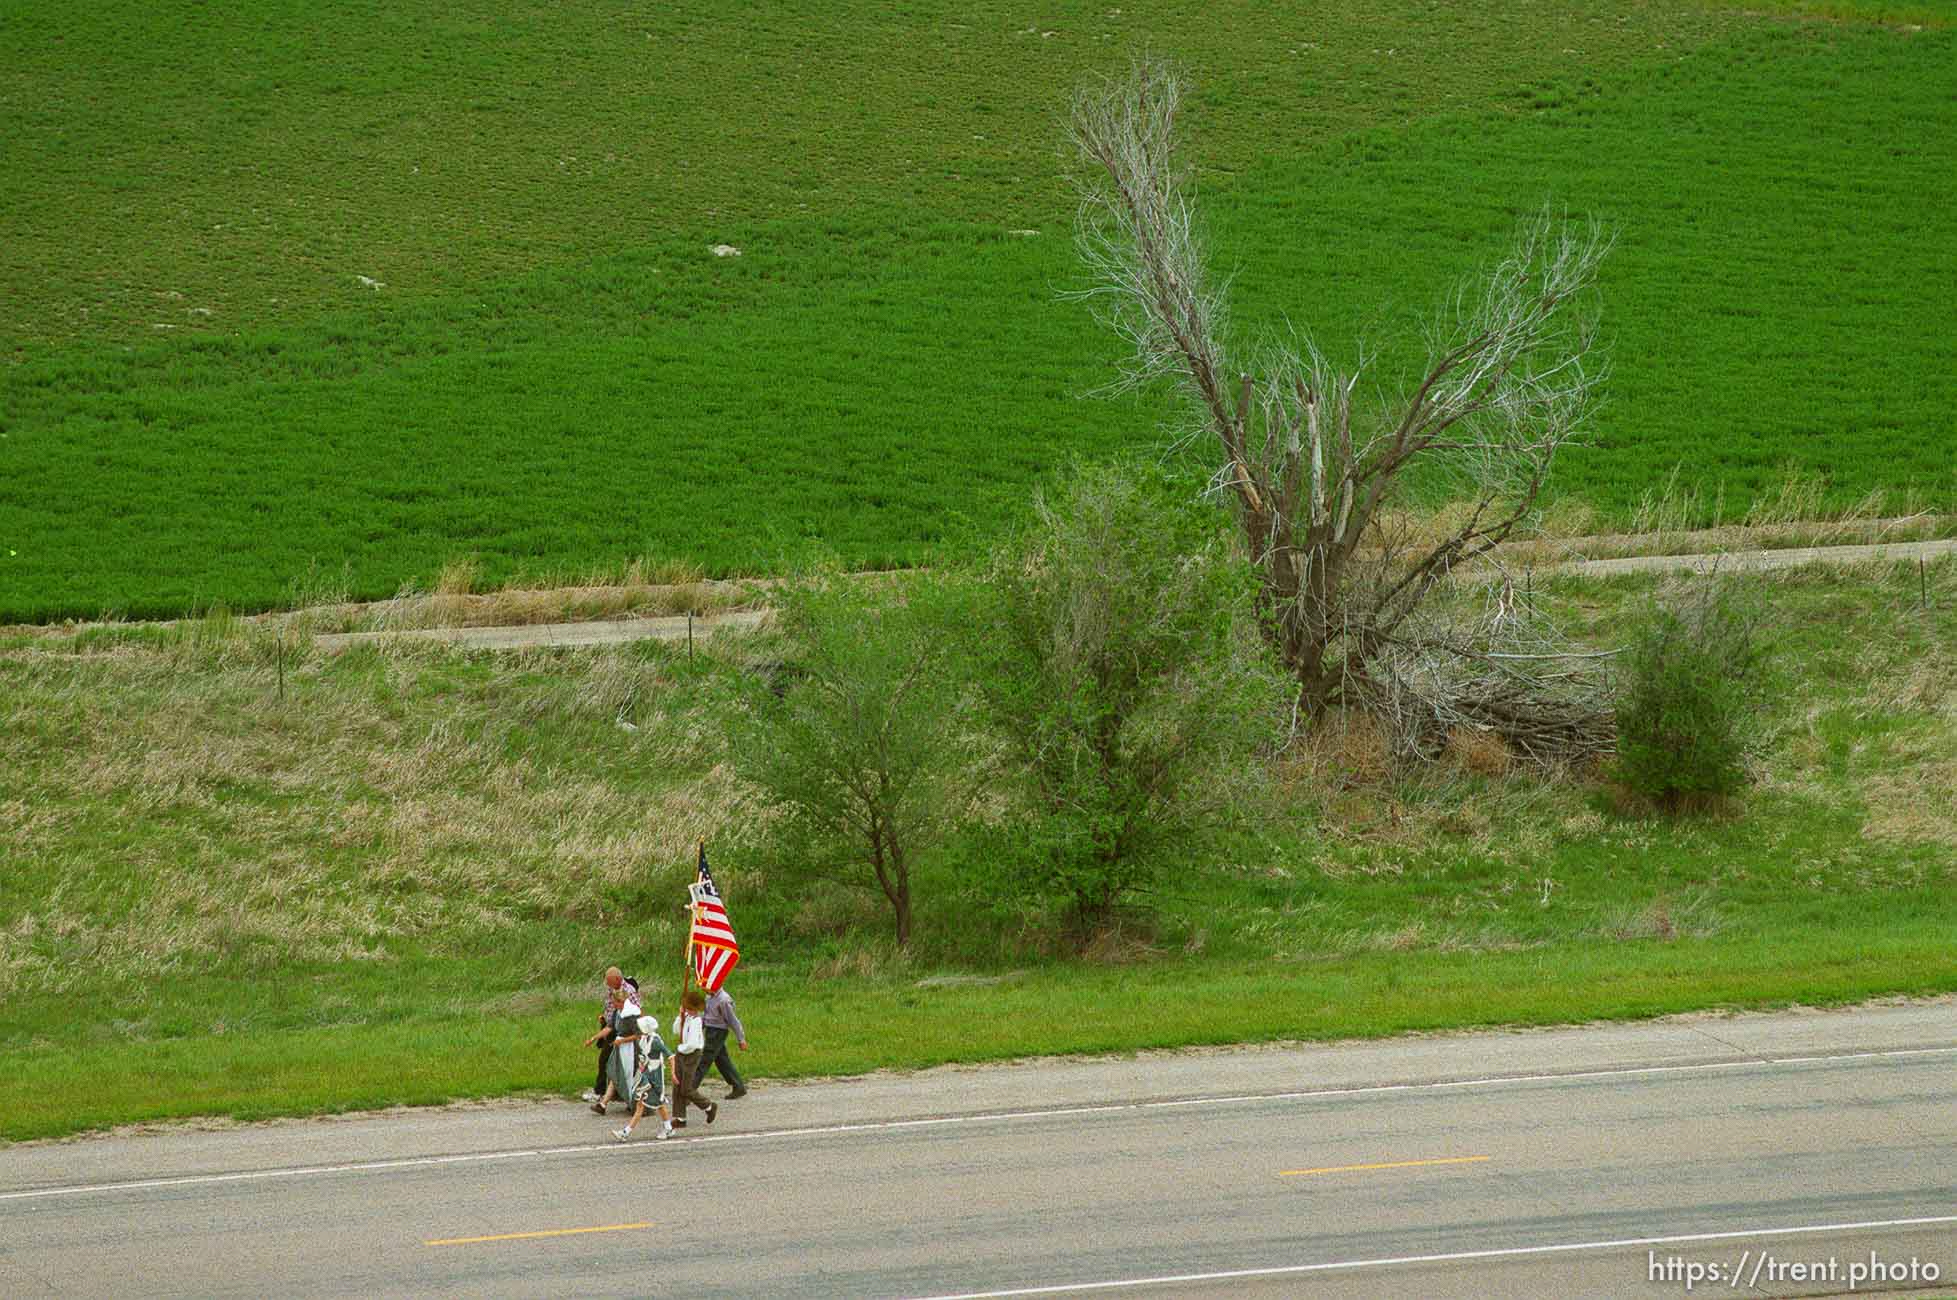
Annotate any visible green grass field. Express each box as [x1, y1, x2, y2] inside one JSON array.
[[4, 4, 1953, 621], [2, 559, 1953, 1140]]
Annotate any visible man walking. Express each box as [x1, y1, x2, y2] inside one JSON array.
[[700, 985, 749, 1099]]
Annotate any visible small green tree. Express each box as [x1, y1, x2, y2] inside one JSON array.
[[977, 460, 1288, 934], [1612, 577, 1775, 813], [735, 567, 969, 947]]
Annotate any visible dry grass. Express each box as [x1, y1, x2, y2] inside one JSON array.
[[1858, 707, 1957, 847], [1278, 709, 1578, 866], [1591, 895, 1725, 942], [0, 628, 774, 997], [609, 556, 709, 589], [1526, 466, 1950, 565], [808, 945, 906, 982], [1862, 652, 1957, 720], [1862, 752, 1957, 848], [434, 556, 480, 597], [1445, 726, 1516, 777], [1, 575, 762, 645], [1373, 922, 1428, 952], [1559, 808, 1606, 839], [1279, 711, 1396, 791], [1079, 926, 1165, 966], [1840, 621, 1957, 847], [1541, 513, 1950, 564], [327, 576, 753, 633], [217, 557, 759, 639]]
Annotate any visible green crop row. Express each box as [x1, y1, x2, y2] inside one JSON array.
[[3, 19, 1952, 622]]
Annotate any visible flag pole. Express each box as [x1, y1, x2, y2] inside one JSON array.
[[683, 836, 704, 1000], [678, 836, 706, 1097]]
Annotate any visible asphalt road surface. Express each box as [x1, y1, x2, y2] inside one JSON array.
[[3, 1001, 1951, 1298]]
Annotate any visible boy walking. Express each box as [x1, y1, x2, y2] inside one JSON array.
[[669, 988, 719, 1128]]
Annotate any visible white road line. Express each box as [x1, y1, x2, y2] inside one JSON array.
[[903, 1213, 1957, 1299], [3, 1044, 1951, 1204]]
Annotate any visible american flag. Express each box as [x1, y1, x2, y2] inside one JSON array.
[[688, 842, 740, 992]]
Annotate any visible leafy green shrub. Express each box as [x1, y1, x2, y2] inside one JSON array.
[[733, 563, 974, 949], [1612, 579, 1775, 813], [975, 460, 1289, 936]]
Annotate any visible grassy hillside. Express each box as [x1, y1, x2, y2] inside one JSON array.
[[2, 559, 1954, 1139], [3, 5, 1953, 621]]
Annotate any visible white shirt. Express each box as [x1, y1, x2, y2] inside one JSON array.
[[672, 1009, 704, 1056]]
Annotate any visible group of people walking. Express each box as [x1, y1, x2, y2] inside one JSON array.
[[582, 966, 748, 1142]]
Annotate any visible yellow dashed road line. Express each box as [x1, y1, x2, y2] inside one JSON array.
[[1281, 1155, 1491, 1177], [425, 1221, 652, 1247]]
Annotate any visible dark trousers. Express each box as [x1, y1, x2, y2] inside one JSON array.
[[594, 1041, 613, 1095], [701, 1026, 744, 1090], [671, 1053, 714, 1121]]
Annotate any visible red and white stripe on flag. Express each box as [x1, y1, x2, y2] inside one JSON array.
[[689, 880, 740, 992]]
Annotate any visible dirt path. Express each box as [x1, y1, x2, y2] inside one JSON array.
[[308, 538, 1956, 654], [312, 608, 770, 654], [1551, 535, 1956, 578]]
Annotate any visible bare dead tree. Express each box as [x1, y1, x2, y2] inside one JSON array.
[[1066, 58, 1616, 760]]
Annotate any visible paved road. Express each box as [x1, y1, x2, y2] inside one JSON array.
[[3, 1001, 1952, 1298]]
